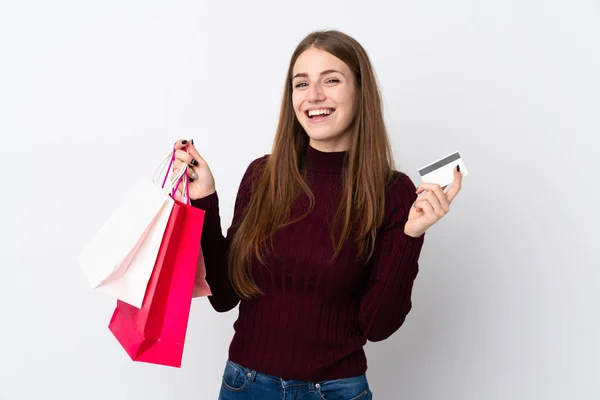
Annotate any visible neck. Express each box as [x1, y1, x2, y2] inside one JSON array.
[[308, 136, 351, 153], [306, 143, 348, 174]]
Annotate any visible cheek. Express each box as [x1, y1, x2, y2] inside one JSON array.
[[332, 87, 355, 109], [335, 91, 355, 119], [345, 88, 357, 108]]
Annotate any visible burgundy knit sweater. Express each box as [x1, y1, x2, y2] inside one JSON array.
[[190, 144, 425, 381]]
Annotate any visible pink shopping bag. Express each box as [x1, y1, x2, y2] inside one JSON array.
[[108, 152, 207, 367]]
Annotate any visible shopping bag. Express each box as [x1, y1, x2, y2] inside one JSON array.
[[78, 151, 188, 308], [108, 174, 205, 367], [193, 247, 212, 297], [162, 148, 211, 297]]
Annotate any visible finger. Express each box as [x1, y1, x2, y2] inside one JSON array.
[[414, 189, 429, 212], [414, 198, 435, 217], [170, 157, 191, 190], [170, 168, 187, 194], [417, 182, 450, 196], [420, 190, 446, 217], [416, 182, 444, 194], [173, 159, 184, 171], [172, 159, 185, 179], [417, 182, 451, 211], [185, 141, 208, 166], [174, 159, 198, 182], [174, 149, 199, 167], [173, 139, 191, 150], [425, 184, 450, 214], [445, 167, 463, 203], [187, 167, 198, 181]]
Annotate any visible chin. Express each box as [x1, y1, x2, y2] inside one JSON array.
[[305, 131, 341, 142], [305, 129, 353, 151], [301, 122, 354, 145]]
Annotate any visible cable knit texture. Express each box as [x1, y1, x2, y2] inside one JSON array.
[[190, 144, 425, 381]]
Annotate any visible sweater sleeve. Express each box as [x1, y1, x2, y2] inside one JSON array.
[[358, 173, 426, 342], [190, 155, 268, 312]]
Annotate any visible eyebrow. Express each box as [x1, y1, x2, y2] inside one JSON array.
[[292, 69, 346, 80]]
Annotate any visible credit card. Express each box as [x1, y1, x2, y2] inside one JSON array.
[[418, 151, 468, 188]]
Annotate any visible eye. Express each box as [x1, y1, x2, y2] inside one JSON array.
[[326, 78, 340, 84], [294, 82, 308, 88]]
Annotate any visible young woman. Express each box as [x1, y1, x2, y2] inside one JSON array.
[[172, 30, 462, 400]]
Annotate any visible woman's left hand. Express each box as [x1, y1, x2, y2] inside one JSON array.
[[404, 166, 463, 238]]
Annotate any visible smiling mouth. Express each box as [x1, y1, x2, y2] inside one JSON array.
[[306, 108, 336, 118]]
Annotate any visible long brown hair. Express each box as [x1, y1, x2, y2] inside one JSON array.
[[228, 30, 397, 300]]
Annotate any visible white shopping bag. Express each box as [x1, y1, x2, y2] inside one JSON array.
[[78, 152, 189, 308]]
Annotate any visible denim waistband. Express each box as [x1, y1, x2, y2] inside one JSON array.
[[227, 359, 367, 389]]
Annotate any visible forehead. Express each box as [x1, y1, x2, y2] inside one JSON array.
[[292, 47, 350, 76]]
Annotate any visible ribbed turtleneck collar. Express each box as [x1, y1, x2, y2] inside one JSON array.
[[306, 144, 348, 174]]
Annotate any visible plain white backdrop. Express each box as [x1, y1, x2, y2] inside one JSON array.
[[1, 0, 598, 399]]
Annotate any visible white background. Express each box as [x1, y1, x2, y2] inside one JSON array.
[[1, 0, 598, 399]]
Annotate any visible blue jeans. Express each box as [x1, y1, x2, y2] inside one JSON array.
[[218, 360, 373, 399]]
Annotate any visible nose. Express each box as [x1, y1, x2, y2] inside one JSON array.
[[307, 83, 326, 103]]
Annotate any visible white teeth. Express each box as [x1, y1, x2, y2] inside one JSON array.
[[308, 109, 334, 117]]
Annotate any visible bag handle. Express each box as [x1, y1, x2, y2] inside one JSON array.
[[156, 146, 191, 205], [170, 157, 191, 205], [152, 151, 176, 187], [177, 148, 191, 205], [149, 149, 188, 198]]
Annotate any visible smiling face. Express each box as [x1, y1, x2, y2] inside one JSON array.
[[291, 47, 357, 152]]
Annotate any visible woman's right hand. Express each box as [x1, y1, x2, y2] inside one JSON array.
[[172, 139, 216, 201]]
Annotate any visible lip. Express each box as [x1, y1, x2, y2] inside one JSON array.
[[306, 114, 335, 125], [304, 107, 336, 122]]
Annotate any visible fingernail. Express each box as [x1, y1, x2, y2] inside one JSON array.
[[182, 140, 188, 144], [191, 172, 198, 180], [457, 165, 460, 172], [191, 139, 194, 145], [191, 159, 199, 166], [189, 178, 195, 182]]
